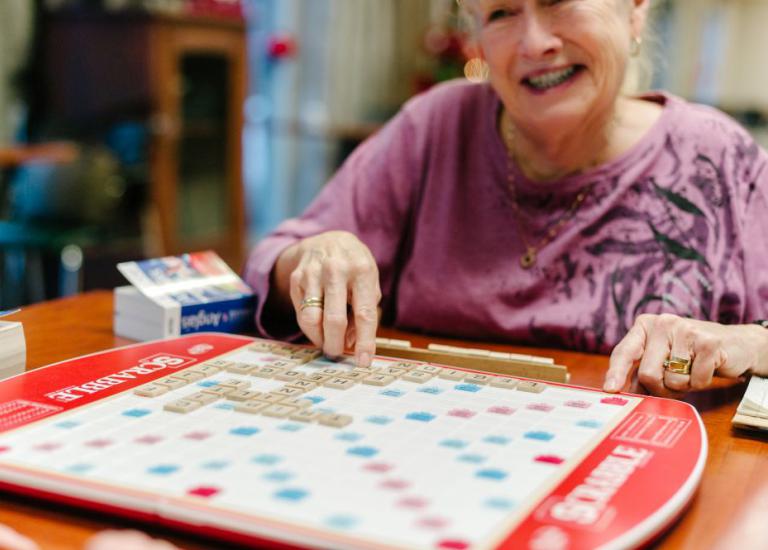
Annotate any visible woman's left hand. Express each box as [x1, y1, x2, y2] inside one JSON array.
[[603, 314, 768, 397]]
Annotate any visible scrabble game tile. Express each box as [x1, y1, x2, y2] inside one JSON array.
[[262, 404, 299, 418], [379, 367, 407, 377], [226, 390, 263, 402], [274, 370, 304, 382], [186, 392, 220, 405], [201, 359, 234, 370], [402, 371, 434, 384], [362, 374, 396, 387], [438, 369, 467, 381], [155, 376, 189, 390], [218, 379, 251, 391], [286, 380, 318, 392], [164, 399, 203, 413], [282, 398, 314, 409], [226, 362, 257, 374], [270, 345, 298, 356], [270, 359, 301, 369], [317, 413, 354, 428], [133, 383, 168, 398], [189, 364, 226, 376], [352, 368, 374, 375], [201, 386, 236, 398], [489, 376, 519, 389], [340, 371, 368, 381], [252, 366, 285, 379], [274, 386, 305, 398], [415, 365, 441, 374], [464, 373, 491, 385], [302, 373, 332, 383], [517, 381, 547, 393], [289, 409, 321, 422], [256, 393, 289, 404], [174, 370, 206, 383], [249, 341, 275, 352], [324, 377, 356, 390], [392, 361, 421, 370], [234, 400, 270, 415], [320, 368, 342, 376], [290, 348, 322, 362]]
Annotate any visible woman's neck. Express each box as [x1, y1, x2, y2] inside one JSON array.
[[501, 96, 661, 182]]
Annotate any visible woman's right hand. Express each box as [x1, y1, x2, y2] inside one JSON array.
[[273, 231, 381, 368]]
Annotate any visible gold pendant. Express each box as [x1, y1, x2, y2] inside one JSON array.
[[520, 247, 536, 269]]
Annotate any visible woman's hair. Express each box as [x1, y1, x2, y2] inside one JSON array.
[[456, 0, 658, 94]]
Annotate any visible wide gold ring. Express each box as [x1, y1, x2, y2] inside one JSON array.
[[663, 355, 692, 375], [300, 296, 324, 311]]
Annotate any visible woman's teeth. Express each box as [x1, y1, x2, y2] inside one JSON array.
[[525, 66, 577, 90]]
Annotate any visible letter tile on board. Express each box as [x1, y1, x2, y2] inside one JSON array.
[[415, 365, 441, 374], [201, 359, 233, 370], [438, 369, 466, 381], [380, 367, 407, 377], [190, 363, 226, 375], [517, 381, 547, 393], [175, 371, 205, 383], [274, 370, 304, 382], [362, 374, 395, 387], [226, 390, 263, 402], [257, 393, 289, 404], [290, 409, 321, 422], [464, 374, 491, 385], [201, 386, 236, 398], [164, 399, 203, 413], [402, 371, 434, 383], [252, 366, 285, 379], [325, 377, 356, 390], [218, 379, 251, 391], [489, 377, 519, 389], [281, 398, 314, 409], [262, 404, 299, 419], [234, 400, 270, 415], [274, 387, 305, 398], [186, 392, 220, 405], [287, 380, 318, 392], [155, 376, 188, 390], [226, 362, 257, 374], [317, 413, 353, 428], [134, 383, 168, 398]]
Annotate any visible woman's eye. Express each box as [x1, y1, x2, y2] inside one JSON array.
[[487, 8, 516, 22]]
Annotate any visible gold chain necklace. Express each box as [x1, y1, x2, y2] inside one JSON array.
[[502, 114, 593, 269]]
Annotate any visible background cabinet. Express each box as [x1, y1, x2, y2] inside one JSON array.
[[44, 13, 247, 270]]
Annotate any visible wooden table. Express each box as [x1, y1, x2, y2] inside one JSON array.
[[1, 291, 766, 550]]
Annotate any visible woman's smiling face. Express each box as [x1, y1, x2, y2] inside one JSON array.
[[467, 0, 647, 133]]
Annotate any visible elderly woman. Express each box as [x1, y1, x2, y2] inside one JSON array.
[[245, 0, 768, 398]]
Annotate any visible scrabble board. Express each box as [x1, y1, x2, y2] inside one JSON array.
[[0, 334, 706, 549]]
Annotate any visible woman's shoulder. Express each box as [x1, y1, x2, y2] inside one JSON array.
[[401, 79, 498, 124], [653, 92, 757, 143]]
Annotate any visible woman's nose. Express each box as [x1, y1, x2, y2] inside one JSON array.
[[517, 12, 562, 59]]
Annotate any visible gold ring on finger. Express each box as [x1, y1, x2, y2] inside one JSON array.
[[300, 296, 324, 311], [663, 355, 692, 375]]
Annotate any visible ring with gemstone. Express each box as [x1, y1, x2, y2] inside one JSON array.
[[663, 356, 692, 375]]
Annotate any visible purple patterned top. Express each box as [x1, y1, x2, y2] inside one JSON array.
[[245, 80, 768, 353]]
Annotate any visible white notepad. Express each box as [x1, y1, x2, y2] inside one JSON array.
[[732, 375, 768, 430]]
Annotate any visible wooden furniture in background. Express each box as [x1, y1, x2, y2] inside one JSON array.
[[0, 291, 766, 549], [44, 12, 247, 269]]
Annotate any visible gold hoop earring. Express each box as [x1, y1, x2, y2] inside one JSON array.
[[629, 36, 642, 57], [464, 57, 490, 83]]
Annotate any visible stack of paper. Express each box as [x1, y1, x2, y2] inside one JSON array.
[[0, 320, 25, 380], [114, 251, 255, 341], [732, 375, 768, 430]]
